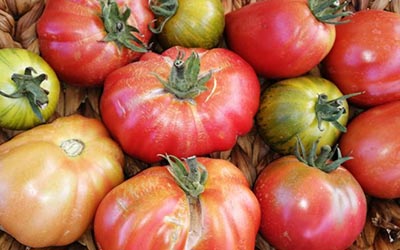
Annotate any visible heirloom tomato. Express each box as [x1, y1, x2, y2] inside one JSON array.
[[94, 155, 261, 250], [323, 9, 400, 107], [254, 141, 367, 250], [224, 0, 346, 79], [256, 75, 353, 155], [149, 0, 225, 49], [37, 0, 153, 87], [0, 48, 60, 130], [339, 101, 400, 199], [0, 115, 125, 248], [100, 46, 260, 163]]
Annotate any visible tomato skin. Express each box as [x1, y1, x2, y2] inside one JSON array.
[[94, 157, 261, 250], [256, 76, 349, 155], [0, 48, 60, 130], [339, 101, 400, 199], [254, 155, 367, 250], [155, 0, 225, 49], [100, 46, 260, 163], [0, 115, 125, 248], [322, 10, 400, 107], [225, 0, 335, 79], [36, 0, 153, 87]]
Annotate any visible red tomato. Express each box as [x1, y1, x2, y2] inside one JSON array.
[[100, 46, 260, 163], [36, 0, 153, 87], [339, 101, 400, 199], [0, 115, 125, 248], [322, 9, 400, 107], [94, 156, 261, 250], [254, 144, 367, 250], [224, 0, 337, 79]]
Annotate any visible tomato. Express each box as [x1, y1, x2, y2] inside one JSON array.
[[36, 0, 154, 87], [94, 155, 261, 250], [254, 141, 367, 250], [100, 46, 260, 163], [149, 0, 225, 49], [256, 75, 352, 156], [322, 9, 400, 107], [224, 0, 344, 79], [0, 48, 60, 130], [0, 115, 125, 248], [339, 101, 400, 199]]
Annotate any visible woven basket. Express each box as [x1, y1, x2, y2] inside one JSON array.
[[1, 0, 400, 249]]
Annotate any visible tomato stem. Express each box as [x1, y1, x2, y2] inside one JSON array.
[[0, 67, 48, 122], [161, 154, 208, 197], [148, 0, 179, 34], [100, 0, 148, 52], [60, 139, 85, 157], [315, 92, 362, 132], [153, 51, 212, 100], [308, 0, 352, 24], [295, 137, 351, 173]]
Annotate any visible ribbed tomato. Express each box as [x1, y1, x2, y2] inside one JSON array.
[[100, 46, 260, 163], [0, 115, 125, 248], [94, 155, 261, 250]]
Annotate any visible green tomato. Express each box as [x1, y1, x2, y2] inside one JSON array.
[[150, 0, 225, 49], [0, 48, 60, 130], [256, 75, 352, 155]]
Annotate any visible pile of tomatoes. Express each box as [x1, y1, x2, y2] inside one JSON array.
[[1, 0, 400, 250]]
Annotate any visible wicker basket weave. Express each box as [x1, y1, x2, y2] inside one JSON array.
[[1, 0, 400, 249]]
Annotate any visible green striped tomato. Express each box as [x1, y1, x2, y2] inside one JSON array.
[[150, 0, 225, 49], [256, 75, 350, 155], [0, 48, 60, 130]]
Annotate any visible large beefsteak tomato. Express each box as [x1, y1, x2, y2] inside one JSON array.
[[224, 0, 346, 79], [322, 9, 400, 107], [0, 115, 125, 248], [100, 46, 260, 163], [0, 48, 60, 130], [36, 0, 153, 87], [339, 100, 400, 199], [94, 155, 261, 250], [254, 141, 367, 250]]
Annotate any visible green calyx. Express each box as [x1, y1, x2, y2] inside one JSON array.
[[161, 154, 208, 198], [308, 0, 352, 24], [315, 92, 362, 133], [295, 137, 352, 173], [148, 0, 179, 34], [100, 0, 148, 52], [154, 51, 212, 100], [0, 67, 49, 122]]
